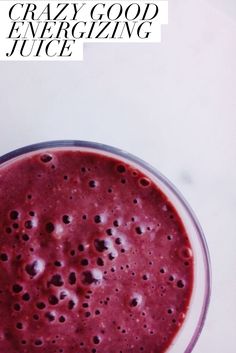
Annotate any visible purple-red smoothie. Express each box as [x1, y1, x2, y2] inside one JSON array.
[[0, 148, 193, 353]]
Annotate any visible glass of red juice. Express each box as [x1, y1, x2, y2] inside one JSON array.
[[0, 141, 211, 353]]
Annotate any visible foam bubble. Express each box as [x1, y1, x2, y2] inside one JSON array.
[[25, 259, 45, 277]]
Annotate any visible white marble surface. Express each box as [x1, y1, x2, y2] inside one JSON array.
[[0, 0, 235, 352]]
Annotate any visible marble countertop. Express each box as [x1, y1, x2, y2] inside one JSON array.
[[0, 0, 235, 352]]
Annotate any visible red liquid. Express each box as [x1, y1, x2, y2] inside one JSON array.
[[0, 148, 193, 353]]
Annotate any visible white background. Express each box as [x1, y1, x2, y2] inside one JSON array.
[[0, 0, 235, 352]]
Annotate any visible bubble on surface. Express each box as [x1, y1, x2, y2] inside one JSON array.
[[108, 253, 116, 260], [22, 233, 30, 241], [5, 227, 12, 234], [82, 269, 102, 285], [60, 291, 67, 300], [178, 247, 193, 260], [45, 311, 55, 322], [78, 244, 85, 252], [59, 315, 66, 323], [92, 269, 103, 281], [13, 303, 21, 311], [68, 272, 77, 285], [116, 165, 126, 173], [0, 253, 8, 261], [167, 308, 174, 315], [10, 210, 19, 220], [68, 300, 76, 310], [94, 239, 109, 252], [81, 258, 89, 266], [40, 154, 52, 163], [34, 338, 43, 346], [62, 215, 71, 224], [94, 215, 102, 224], [54, 260, 62, 267], [12, 284, 23, 293], [89, 180, 97, 188], [25, 259, 45, 277], [130, 293, 142, 307], [82, 271, 95, 285], [135, 226, 143, 235], [97, 258, 104, 266], [139, 177, 150, 187], [36, 302, 46, 310], [22, 293, 30, 301], [25, 220, 33, 229], [93, 336, 100, 344], [113, 220, 119, 227], [177, 280, 185, 289], [106, 228, 113, 236], [50, 274, 64, 287], [45, 222, 55, 233], [115, 237, 122, 245], [48, 295, 59, 305], [16, 322, 23, 330], [130, 298, 138, 307]]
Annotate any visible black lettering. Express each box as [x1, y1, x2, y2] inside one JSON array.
[[41, 21, 56, 39], [141, 4, 158, 21], [37, 4, 51, 21], [6, 39, 18, 57], [23, 3, 37, 20], [20, 39, 36, 57], [107, 3, 122, 21], [22, 21, 41, 39], [8, 21, 24, 39], [72, 21, 86, 39], [86, 21, 96, 38], [9, 3, 23, 21], [91, 3, 105, 21], [125, 3, 140, 20], [95, 21, 110, 39], [54, 3, 68, 20], [45, 39, 60, 57], [60, 40, 75, 57], [118, 21, 137, 39], [56, 21, 70, 39], [137, 21, 152, 39], [110, 21, 120, 39], [72, 3, 86, 21], [35, 39, 45, 56]]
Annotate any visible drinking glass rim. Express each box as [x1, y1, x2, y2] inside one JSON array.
[[0, 139, 211, 352]]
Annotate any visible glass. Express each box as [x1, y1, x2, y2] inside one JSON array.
[[0, 140, 211, 353]]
